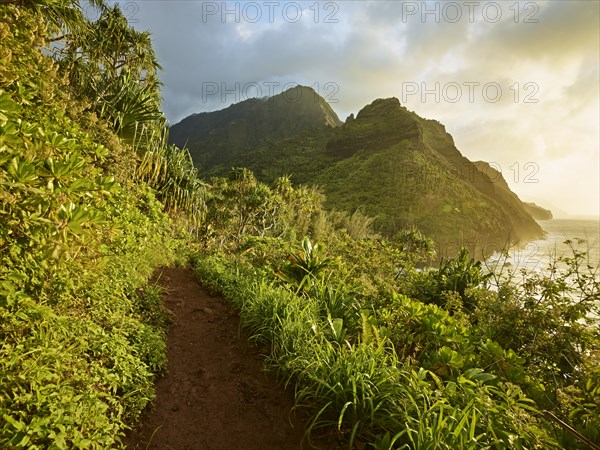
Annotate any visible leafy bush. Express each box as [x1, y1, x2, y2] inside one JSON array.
[[192, 253, 558, 449], [0, 2, 191, 446]]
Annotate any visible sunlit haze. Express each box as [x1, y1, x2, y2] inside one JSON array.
[[123, 0, 599, 218]]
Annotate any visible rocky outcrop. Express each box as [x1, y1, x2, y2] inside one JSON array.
[[524, 202, 553, 220], [170, 93, 545, 248]]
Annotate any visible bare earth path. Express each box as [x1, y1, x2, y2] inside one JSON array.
[[125, 267, 340, 450]]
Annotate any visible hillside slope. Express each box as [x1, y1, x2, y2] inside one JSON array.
[[170, 89, 544, 252], [524, 202, 553, 220], [0, 4, 195, 446], [319, 98, 544, 248], [169, 85, 342, 175]]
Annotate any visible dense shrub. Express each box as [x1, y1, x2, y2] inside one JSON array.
[[0, 2, 189, 446]]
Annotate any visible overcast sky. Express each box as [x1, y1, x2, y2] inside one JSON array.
[[120, 0, 599, 217]]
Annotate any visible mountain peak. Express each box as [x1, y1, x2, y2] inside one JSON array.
[[169, 92, 543, 247], [270, 85, 342, 128], [280, 84, 318, 96], [355, 97, 404, 119], [168, 84, 342, 164], [327, 97, 420, 157]]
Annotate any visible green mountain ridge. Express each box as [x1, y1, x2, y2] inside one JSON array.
[[4, 4, 598, 449], [169, 87, 545, 253], [169, 85, 342, 171], [524, 202, 553, 220]]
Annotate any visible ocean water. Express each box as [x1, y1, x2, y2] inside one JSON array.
[[486, 219, 600, 277]]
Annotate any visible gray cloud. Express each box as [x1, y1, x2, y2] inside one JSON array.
[[472, 1, 599, 65], [123, 0, 598, 216]]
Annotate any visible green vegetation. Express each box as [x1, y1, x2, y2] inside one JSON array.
[[2, 2, 598, 449], [0, 2, 196, 447], [192, 170, 599, 448], [169, 90, 545, 252]]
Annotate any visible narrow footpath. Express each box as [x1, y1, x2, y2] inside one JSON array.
[[124, 268, 340, 450]]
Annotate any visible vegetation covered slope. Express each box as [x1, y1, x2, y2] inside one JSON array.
[[193, 168, 600, 449], [321, 97, 543, 248], [0, 2, 200, 447], [171, 92, 543, 254], [2, 2, 597, 450], [524, 202, 553, 220], [168, 85, 342, 174], [473, 161, 553, 220]]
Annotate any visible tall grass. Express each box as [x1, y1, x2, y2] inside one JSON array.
[[133, 125, 206, 234], [192, 254, 554, 449]]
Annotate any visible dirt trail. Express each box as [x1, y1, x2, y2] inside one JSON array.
[[125, 268, 340, 450]]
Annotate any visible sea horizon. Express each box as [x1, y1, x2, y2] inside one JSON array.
[[486, 218, 600, 277]]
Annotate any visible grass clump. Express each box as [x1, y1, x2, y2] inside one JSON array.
[[192, 222, 598, 449], [0, 2, 193, 446]]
